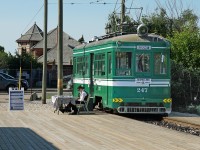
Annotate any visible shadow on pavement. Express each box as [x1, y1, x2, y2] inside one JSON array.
[[0, 127, 59, 150]]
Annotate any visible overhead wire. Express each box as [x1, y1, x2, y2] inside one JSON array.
[[114, 0, 119, 12], [21, 1, 120, 35], [21, 4, 44, 34], [48, 2, 119, 5]]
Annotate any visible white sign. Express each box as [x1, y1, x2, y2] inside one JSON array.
[[135, 78, 151, 84], [137, 45, 151, 50], [9, 88, 24, 110]]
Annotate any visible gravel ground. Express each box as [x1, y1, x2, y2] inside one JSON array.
[[147, 120, 200, 137]]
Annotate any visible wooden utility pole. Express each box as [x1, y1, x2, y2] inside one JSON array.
[[42, 0, 48, 104], [57, 0, 63, 95], [121, 0, 125, 33]]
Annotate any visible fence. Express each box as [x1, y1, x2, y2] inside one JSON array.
[[0, 66, 72, 88]]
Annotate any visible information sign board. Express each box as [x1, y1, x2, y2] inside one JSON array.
[[9, 88, 24, 110]]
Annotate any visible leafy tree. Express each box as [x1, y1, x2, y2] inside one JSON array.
[[6, 52, 42, 76], [0, 45, 5, 52], [142, 8, 198, 38], [0, 51, 8, 68], [168, 27, 200, 68], [105, 13, 139, 34], [7, 52, 42, 69], [142, 8, 171, 37], [171, 61, 200, 110]]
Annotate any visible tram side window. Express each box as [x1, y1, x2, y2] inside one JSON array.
[[77, 56, 88, 75], [94, 54, 105, 76], [116, 52, 132, 76], [154, 53, 167, 74], [136, 54, 150, 72], [77, 57, 83, 75]]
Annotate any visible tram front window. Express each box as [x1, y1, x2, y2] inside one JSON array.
[[154, 53, 167, 74], [116, 52, 132, 76], [136, 54, 150, 72]]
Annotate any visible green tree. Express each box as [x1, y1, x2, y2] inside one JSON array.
[[169, 27, 200, 68], [6, 52, 42, 76], [105, 13, 139, 34], [171, 61, 200, 110], [142, 8, 198, 38], [0, 45, 5, 52], [142, 8, 170, 37], [0, 51, 8, 68]]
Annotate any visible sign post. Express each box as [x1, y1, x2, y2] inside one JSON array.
[[9, 88, 24, 111]]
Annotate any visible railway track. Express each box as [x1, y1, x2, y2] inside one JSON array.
[[80, 106, 200, 137], [114, 113, 200, 137], [146, 117, 200, 137]]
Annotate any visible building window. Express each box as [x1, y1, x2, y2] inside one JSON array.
[[116, 52, 132, 76], [22, 48, 26, 54]]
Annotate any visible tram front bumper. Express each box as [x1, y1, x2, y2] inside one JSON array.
[[117, 106, 171, 114]]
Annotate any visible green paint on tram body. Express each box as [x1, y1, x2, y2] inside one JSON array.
[[73, 34, 172, 114]]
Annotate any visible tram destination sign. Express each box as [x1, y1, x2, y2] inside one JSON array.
[[137, 45, 151, 50], [9, 88, 24, 111], [135, 78, 151, 84]]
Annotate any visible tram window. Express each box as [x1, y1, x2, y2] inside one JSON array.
[[77, 56, 88, 75], [154, 53, 167, 74], [94, 53, 105, 76], [116, 52, 132, 76], [136, 54, 150, 72]]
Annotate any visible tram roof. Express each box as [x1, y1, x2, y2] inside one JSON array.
[[75, 33, 168, 49]]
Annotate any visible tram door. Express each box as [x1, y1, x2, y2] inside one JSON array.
[[90, 53, 94, 97], [106, 52, 112, 105]]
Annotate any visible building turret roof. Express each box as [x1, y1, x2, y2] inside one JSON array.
[[16, 22, 43, 42]]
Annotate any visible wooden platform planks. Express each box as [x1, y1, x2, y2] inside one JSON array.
[[0, 111, 199, 150]]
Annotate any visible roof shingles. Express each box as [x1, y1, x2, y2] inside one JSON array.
[[16, 22, 43, 42], [36, 27, 80, 65]]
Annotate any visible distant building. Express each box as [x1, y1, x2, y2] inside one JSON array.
[[33, 27, 80, 65], [16, 23, 80, 87], [16, 22, 43, 55]]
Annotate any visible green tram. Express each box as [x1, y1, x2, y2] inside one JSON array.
[[73, 31, 172, 115]]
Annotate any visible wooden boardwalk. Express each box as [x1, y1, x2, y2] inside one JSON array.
[[0, 110, 199, 150]]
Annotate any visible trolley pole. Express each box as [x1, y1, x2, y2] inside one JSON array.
[[42, 0, 48, 104], [57, 0, 63, 96], [121, 0, 125, 33]]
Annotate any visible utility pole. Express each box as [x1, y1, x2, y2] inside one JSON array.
[[42, 0, 48, 104], [57, 0, 63, 95], [121, 0, 125, 33]]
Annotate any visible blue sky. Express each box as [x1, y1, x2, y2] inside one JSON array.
[[0, 0, 199, 54]]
